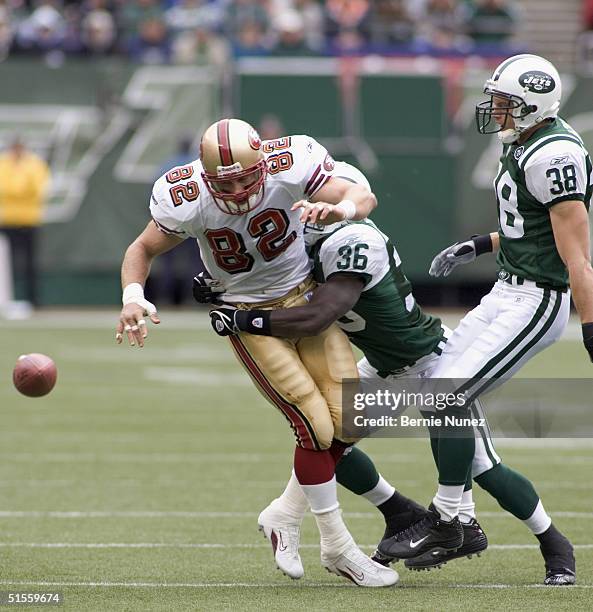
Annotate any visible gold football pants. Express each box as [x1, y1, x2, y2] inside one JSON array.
[[227, 277, 358, 450]]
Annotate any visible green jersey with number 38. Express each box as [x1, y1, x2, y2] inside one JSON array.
[[311, 220, 445, 375], [495, 118, 592, 287]]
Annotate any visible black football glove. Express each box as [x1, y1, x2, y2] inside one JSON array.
[[193, 272, 225, 304], [210, 307, 240, 336], [582, 322, 593, 362], [209, 306, 272, 337]]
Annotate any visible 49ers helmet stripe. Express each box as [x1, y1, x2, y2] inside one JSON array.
[[216, 118, 234, 166], [201, 118, 266, 215], [229, 335, 321, 450]]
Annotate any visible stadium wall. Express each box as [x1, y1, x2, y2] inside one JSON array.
[[3, 59, 589, 305]]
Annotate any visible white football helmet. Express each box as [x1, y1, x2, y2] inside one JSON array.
[[200, 118, 267, 215], [475, 54, 561, 144]]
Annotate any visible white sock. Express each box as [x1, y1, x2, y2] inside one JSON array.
[[523, 500, 552, 535], [314, 508, 354, 555], [274, 471, 309, 522], [458, 489, 476, 524], [299, 475, 339, 514], [432, 484, 464, 521], [362, 475, 395, 507]]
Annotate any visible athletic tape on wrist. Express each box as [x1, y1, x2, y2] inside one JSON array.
[[336, 199, 357, 220], [122, 282, 145, 305]]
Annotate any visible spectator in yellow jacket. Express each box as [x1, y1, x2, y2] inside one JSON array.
[[0, 138, 50, 306]]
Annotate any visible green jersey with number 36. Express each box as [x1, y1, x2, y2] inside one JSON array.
[[495, 117, 592, 287], [311, 220, 445, 375]]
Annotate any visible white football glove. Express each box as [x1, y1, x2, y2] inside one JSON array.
[[429, 240, 477, 277], [429, 234, 493, 277]]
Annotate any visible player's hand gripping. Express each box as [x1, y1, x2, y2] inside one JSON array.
[[429, 234, 493, 277], [116, 292, 160, 348], [192, 271, 225, 304], [291, 200, 350, 225], [209, 306, 240, 336]]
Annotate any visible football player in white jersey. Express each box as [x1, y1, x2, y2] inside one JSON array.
[[115, 118, 397, 587]]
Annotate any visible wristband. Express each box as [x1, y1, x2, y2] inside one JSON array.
[[336, 199, 356, 220], [122, 282, 145, 305], [471, 234, 493, 256], [235, 309, 272, 336]]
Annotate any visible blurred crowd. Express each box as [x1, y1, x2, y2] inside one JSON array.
[[0, 0, 521, 64]]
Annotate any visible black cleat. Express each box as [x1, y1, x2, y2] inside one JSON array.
[[538, 524, 576, 586], [376, 503, 463, 562], [405, 518, 487, 571], [371, 503, 428, 566]]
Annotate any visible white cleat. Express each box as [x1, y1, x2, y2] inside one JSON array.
[[321, 542, 399, 587], [258, 503, 304, 580]]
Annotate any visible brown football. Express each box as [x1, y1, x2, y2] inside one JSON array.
[[13, 353, 58, 397]]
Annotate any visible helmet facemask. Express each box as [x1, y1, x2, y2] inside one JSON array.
[[475, 89, 537, 144], [202, 159, 267, 215]]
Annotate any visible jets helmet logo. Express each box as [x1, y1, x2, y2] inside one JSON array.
[[519, 71, 555, 94]]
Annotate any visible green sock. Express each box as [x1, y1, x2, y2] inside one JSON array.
[[438, 432, 475, 486], [335, 446, 380, 495], [464, 467, 473, 491], [474, 463, 540, 520]]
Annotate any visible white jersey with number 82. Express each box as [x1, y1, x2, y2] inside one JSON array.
[[150, 135, 337, 303]]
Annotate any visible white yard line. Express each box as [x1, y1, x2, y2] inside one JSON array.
[[0, 310, 213, 330], [143, 367, 251, 386], [0, 542, 591, 550], [0, 510, 591, 519], [57, 346, 235, 363], [0, 451, 590, 464], [0, 579, 591, 589], [0, 310, 586, 343]]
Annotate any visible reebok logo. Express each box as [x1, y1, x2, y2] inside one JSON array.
[[551, 156, 569, 165], [409, 536, 429, 549]]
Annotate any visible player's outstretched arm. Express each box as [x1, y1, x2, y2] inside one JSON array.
[[550, 201, 593, 361], [292, 178, 377, 225], [429, 232, 500, 277], [209, 275, 365, 338], [117, 221, 184, 347]]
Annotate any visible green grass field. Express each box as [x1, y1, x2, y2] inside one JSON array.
[[0, 310, 592, 611]]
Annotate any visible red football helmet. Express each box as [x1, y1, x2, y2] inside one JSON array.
[[200, 118, 267, 215]]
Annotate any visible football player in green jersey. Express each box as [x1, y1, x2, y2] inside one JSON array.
[[378, 54, 591, 585], [203, 159, 575, 585]]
